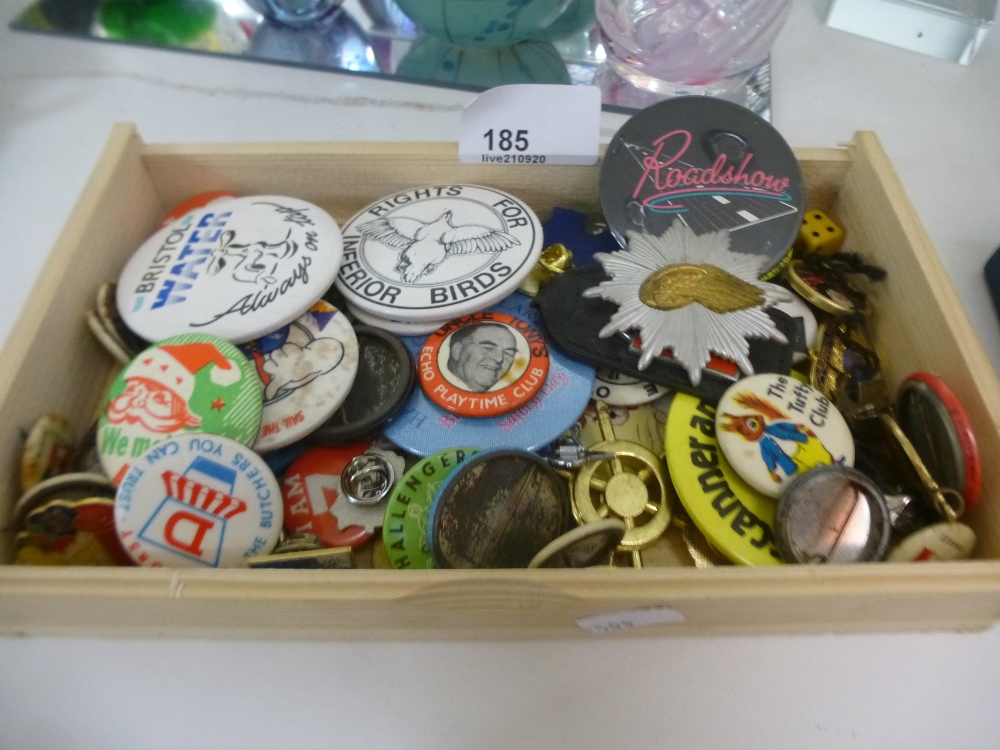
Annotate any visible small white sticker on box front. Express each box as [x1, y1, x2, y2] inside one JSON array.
[[575, 606, 685, 635]]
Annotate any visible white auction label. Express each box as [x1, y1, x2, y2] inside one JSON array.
[[575, 606, 685, 635], [460, 84, 601, 166]]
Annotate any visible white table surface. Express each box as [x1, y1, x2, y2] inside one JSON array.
[[3, 1, 1000, 747]]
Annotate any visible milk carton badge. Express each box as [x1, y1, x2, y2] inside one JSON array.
[[115, 435, 282, 567], [139, 457, 245, 566]]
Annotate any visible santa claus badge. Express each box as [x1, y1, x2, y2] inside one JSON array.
[[583, 221, 792, 386], [335, 185, 542, 322], [240, 300, 359, 452], [97, 333, 263, 484]]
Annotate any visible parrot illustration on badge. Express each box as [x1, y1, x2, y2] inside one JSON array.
[[719, 392, 839, 483]]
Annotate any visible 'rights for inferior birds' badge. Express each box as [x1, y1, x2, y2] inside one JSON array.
[[335, 185, 542, 323]]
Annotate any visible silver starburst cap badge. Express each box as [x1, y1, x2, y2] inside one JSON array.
[[582, 221, 792, 385]]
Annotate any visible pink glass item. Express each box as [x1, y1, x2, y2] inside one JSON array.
[[596, 0, 793, 96]]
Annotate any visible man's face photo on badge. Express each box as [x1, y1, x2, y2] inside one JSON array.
[[445, 322, 518, 392]]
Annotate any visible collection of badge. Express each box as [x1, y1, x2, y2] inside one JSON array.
[[9, 97, 982, 570]]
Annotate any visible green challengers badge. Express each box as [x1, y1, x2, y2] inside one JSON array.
[[97, 333, 263, 484]]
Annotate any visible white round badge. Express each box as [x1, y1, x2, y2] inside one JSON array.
[[346, 302, 450, 336], [115, 434, 282, 568], [772, 294, 818, 364], [715, 373, 855, 499], [117, 195, 343, 344], [335, 185, 542, 323], [242, 301, 359, 453], [591, 367, 670, 406]]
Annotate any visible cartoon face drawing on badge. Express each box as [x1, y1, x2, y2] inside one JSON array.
[[206, 229, 298, 287], [106, 377, 202, 434], [720, 392, 839, 484], [444, 322, 518, 393], [245, 320, 346, 405], [358, 210, 519, 283]]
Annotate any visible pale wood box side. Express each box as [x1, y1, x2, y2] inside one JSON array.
[[1, 124, 998, 640]]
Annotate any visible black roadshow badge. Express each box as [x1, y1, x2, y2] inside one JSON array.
[[599, 97, 803, 276]]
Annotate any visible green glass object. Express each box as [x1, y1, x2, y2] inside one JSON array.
[[398, 35, 570, 86], [99, 0, 217, 45], [393, 0, 573, 46]]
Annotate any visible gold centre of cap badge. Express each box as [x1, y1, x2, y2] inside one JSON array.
[[638, 263, 765, 314]]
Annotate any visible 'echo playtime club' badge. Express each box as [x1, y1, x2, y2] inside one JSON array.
[[117, 195, 343, 343], [418, 312, 549, 417], [335, 185, 542, 323], [97, 334, 263, 485]]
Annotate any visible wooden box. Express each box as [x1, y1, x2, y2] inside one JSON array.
[[1, 124, 998, 639]]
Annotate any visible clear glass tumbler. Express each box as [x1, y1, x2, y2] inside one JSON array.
[[596, 0, 793, 95]]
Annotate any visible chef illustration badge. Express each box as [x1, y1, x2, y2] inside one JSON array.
[[117, 195, 344, 343], [241, 300, 359, 452], [97, 334, 263, 484], [336, 185, 543, 322]]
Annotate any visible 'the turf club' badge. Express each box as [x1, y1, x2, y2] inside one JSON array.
[[418, 312, 549, 417], [335, 185, 542, 322]]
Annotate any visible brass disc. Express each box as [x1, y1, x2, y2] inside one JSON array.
[[573, 439, 671, 550]]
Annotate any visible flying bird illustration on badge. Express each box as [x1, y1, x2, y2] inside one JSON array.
[[358, 211, 520, 283]]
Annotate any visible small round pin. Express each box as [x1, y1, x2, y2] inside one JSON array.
[[340, 452, 395, 506], [887, 521, 976, 562], [382, 447, 479, 570], [716, 373, 855, 499], [115, 434, 283, 568], [96, 333, 263, 485], [383, 292, 595, 456], [241, 300, 359, 452], [118, 195, 344, 343], [897, 372, 981, 509], [599, 96, 803, 277], [665, 393, 784, 566]]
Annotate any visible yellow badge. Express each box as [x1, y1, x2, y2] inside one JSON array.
[[665, 393, 783, 566]]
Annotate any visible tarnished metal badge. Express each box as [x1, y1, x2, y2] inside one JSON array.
[[335, 185, 542, 323], [310, 325, 415, 444], [427, 450, 569, 568]]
